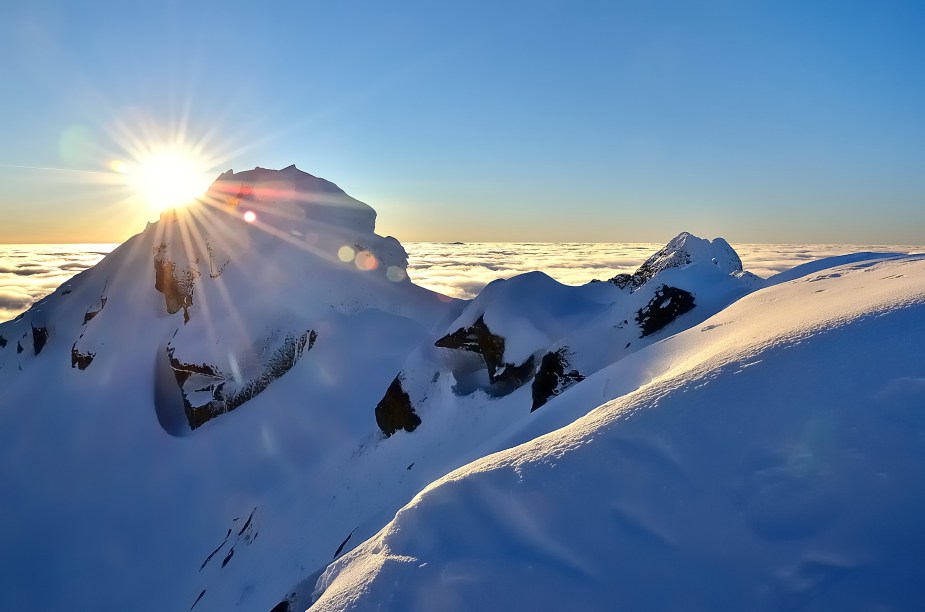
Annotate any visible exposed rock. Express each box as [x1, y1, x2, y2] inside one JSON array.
[[375, 376, 421, 436], [0, 334, 6, 348], [491, 354, 536, 396], [531, 348, 585, 411], [71, 343, 95, 370], [154, 244, 197, 323], [435, 316, 505, 378], [636, 285, 696, 337], [16, 341, 23, 354], [609, 273, 634, 290], [269, 601, 291, 612], [31, 325, 48, 356], [83, 297, 106, 324], [166, 330, 317, 430], [333, 528, 356, 559], [435, 315, 536, 391]]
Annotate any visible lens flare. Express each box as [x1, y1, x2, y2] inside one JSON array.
[[337, 245, 356, 262], [243, 210, 257, 223], [354, 251, 378, 271], [386, 266, 406, 282]]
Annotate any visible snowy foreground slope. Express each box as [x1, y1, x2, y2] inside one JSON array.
[[313, 254, 925, 611], [1, 165, 920, 611]]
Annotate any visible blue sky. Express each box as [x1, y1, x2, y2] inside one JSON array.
[[1, 0, 923, 243]]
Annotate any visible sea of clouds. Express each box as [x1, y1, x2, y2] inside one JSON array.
[[1, 241, 921, 322], [404, 242, 923, 299]]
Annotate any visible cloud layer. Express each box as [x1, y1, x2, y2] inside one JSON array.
[[405, 242, 923, 299], [0, 245, 114, 322], [2, 241, 920, 322]]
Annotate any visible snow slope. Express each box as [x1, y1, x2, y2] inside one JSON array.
[[0, 166, 462, 611], [3, 164, 916, 612], [313, 254, 925, 611]]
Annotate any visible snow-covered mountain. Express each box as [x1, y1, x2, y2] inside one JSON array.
[[1, 165, 921, 612], [314, 252, 925, 611], [0, 166, 463, 611]]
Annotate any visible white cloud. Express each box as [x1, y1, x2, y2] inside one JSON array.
[[1, 241, 920, 321], [404, 242, 922, 299], [0, 245, 114, 322]]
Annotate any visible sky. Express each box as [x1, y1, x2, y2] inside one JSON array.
[[1, 0, 923, 244]]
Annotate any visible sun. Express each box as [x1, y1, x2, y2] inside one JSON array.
[[111, 144, 214, 215]]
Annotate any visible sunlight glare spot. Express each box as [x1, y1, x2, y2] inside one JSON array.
[[120, 144, 213, 216], [243, 210, 257, 223]]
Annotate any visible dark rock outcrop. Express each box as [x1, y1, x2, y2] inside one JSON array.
[[0, 334, 6, 348], [636, 285, 695, 337], [531, 348, 585, 411], [154, 244, 197, 323], [608, 251, 695, 291], [16, 341, 23, 354], [375, 376, 421, 436], [167, 330, 317, 430], [435, 315, 536, 391], [609, 273, 635, 290], [82, 297, 106, 325], [71, 344, 95, 370], [435, 315, 505, 379], [31, 325, 48, 356]]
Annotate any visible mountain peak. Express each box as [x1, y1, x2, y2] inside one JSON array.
[[609, 231, 744, 290], [204, 165, 377, 234]]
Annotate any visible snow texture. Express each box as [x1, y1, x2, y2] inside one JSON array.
[[314, 254, 925, 611]]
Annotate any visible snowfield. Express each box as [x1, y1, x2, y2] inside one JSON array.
[[0, 166, 922, 612], [313, 254, 925, 611]]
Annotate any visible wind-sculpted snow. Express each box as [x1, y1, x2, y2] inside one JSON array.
[[313, 254, 925, 611]]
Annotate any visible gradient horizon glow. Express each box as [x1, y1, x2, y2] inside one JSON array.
[[1, 1, 923, 244], [3, 241, 922, 323]]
